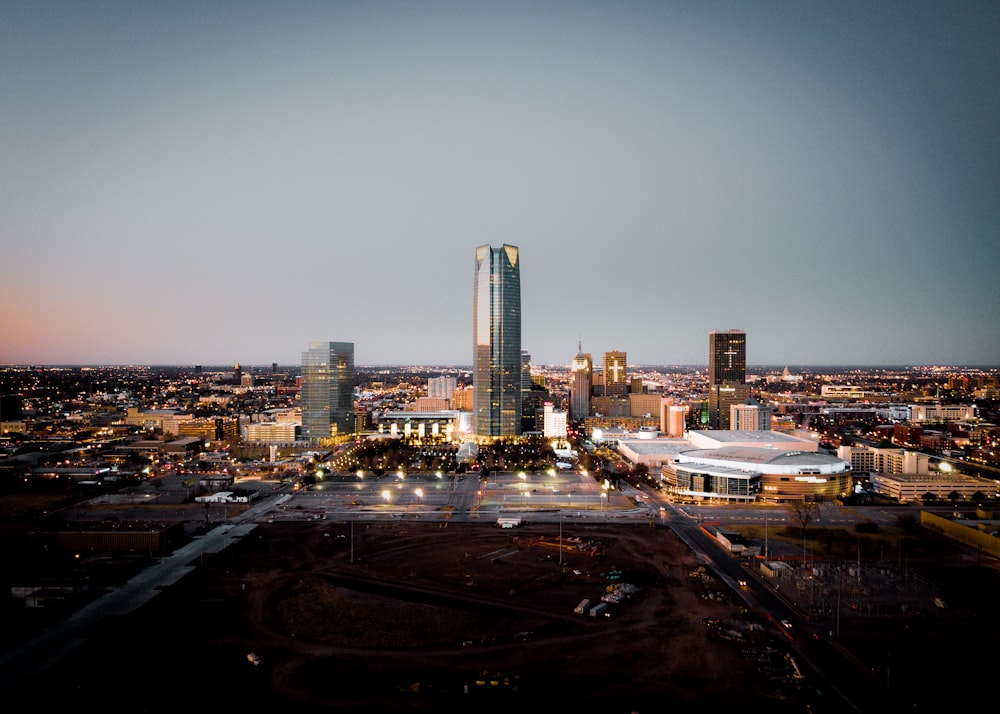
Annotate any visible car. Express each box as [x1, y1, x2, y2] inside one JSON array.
[[737, 579, 748, 588], [780, 619, 793, 629]]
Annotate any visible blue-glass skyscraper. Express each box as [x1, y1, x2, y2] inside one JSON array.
[[301, 341, 355, 444], [473, 244, 521, 438]]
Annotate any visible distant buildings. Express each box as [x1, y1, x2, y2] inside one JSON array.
[[473, 244, 521, 438], [300, 341, 355, 444], [708, 329, 750, 430]]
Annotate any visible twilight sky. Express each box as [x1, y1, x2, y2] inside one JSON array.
[[2, 1, 998, 368]]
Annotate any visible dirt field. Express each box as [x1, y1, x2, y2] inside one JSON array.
[[8, 519, 827, 713]]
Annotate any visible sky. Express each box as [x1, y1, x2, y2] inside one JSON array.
[[2, 0, 998, 368]]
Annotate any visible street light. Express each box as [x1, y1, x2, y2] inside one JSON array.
[[600, 490, 607, 520]]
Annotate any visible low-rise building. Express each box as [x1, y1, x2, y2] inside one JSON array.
[[869, 472, 994, 502]]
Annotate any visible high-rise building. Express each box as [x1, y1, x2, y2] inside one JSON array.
[[427, 376, 457, 401], [520, 350, 539, 429], [473, 244, 521, 438], [603, 350, 627, 396], [301, 341, 355, 444], [708, 329, 749, 429], [570, 342, 592, 422]]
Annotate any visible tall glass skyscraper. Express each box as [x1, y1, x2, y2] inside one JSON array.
[[301, 341, 355, 444], [473, 244, 521, 438]]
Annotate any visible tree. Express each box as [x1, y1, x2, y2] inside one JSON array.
[[947, 490, 962, 502], [788, 501, 822, 535], [788, 501, 822, 561]]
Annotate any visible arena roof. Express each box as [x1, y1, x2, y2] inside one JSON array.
[[687, 429, 819, 452], [677, 445, 850, 475]]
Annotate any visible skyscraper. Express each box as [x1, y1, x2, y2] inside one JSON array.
[[603, 350, 627, 396], [473, 244, 521, 438], [301, 341, 355, 444], [570, 342, 592, 422], [708, 329, 749, 429]]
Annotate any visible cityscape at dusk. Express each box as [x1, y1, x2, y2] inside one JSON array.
[[3, 3, 1000, 712], [3, 1, 999, 367]]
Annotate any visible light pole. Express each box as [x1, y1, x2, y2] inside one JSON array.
[[765, 510, 769, 560], [414, 487, 423, 507]]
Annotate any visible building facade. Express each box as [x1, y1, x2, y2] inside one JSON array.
[[709, 329, 750, 430], [543, 402, 568, 440], [427, 376, 457, 401], [473, 244, 522, 438], [730, 397, 771, 431], [300, 341, 355, 444], [570, 343, 592, 422], [603, 350, 628, 396]]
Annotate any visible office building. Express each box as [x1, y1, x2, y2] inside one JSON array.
[[709, 330, 749, 429], [473, 244, 521, 438], [427, 376, 457, 401], [570, 343, 592, 422], [521, 350, 540, 429], [730, 397, 771, 431], [301, 341, 355, 444], [604, 350, 627, 396], [543, 402, 568, 440]]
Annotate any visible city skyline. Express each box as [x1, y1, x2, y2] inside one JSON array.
[[2, 2, 998, 367]]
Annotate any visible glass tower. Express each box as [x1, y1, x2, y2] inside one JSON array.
[[473, 244, 521, 437], [301, 341, 355, 444]]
